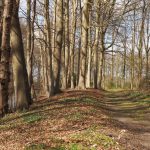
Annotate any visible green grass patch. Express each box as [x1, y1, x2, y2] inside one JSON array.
[[23, 113, 43, 124], [69, 127, 119, 149]]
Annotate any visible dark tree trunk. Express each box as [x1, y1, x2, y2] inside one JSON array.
[[0, 0, 13, 116]]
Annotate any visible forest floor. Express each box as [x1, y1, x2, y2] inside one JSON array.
[[0, 89, 150, 150]]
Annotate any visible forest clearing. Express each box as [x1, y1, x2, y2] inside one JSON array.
[[0, 0, 150, 149]]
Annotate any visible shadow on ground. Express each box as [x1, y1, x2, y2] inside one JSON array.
[[0, 89, 150, 150]]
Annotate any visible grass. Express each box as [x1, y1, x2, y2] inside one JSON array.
[[69, 126, 120, 150], [23, 113, 43, 124], [0, 113, 44, 131]]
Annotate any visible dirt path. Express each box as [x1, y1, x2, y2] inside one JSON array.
[[102, 91, 150, 149]]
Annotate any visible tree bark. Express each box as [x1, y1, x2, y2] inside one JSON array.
[[53, 0, 63, 93], [93, 0, 100, 89], [10, 0, 31, 110], [86, 12, 92, 88], [70, 0, 77, 89], [78, 0, 90, 89], [44, 0, 54, 96], [62, 0, 69, 89], [130, 9, 136, 90], [0, 0, 13, 116], [0, 0, 4, 58], [138, 1, 146, 88]]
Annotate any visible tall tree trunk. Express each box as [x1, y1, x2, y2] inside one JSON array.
[[26, 0, 31, 88], [10, 0, 31, 110], [98, 32, 105, 89], [30, 0, 36, 98], [43, 40, 49, 95], [0, 0, 13, 116], [146, 51, 149, 79], [69, 0, 77, 89], [122, 25, 127, 89], [93, 0, 100, 89], [44, 0, 54, 96], [138, 1, 146, 88], [76, 0, 82, 86], [62, 0, 69, 89], [53, 0, 63, 93], [111, 30, 115, 86], [26, 0, 36, 98], [78, 0, 90, 89], [116, 54, 120, 88], [0, 0, 4, 58], [145, 11, 150, 81], [86, 12, 92, 88], [130, 9, 135, 90], [98, 50, 104, 89], [39, 42, 45, 94]]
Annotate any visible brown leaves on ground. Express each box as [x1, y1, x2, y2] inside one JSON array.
[[0, 89, 149, 150]]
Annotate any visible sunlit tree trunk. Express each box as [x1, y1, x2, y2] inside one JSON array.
[[44, 0, 54, 96], [98, 32, 105, 89], [111, 30, 115, 86], [98, 49, 104, 89], [53, 0, 63, 93], [78, 0, 90, 89], [86, 12, 92, 88], [77, 0, 82, 86], [26, 0, 36, 98], [26, 0, 31, 88], [70, 0, 77, 89], [30, 0, 36, 97], [10, 0, 31, 110], [62, 0, 69, 89]]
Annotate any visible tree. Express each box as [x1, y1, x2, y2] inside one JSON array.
[[0, 0, 13, 116], [53, 0, 63, 93], [70, 0, 77, 89], [10, 0, 31, 110], [62, 0, 70, 89], [93, 0, 100, 89], [86, 10, 92, 88], [130, 7, 136, 90], [44, 0, 54, 96], [0, 0, 4, 58], [137, 0, 147, 88], [78, 0, 90, 89], [26, 0, 32, 90]]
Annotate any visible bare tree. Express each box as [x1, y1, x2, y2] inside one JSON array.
[[0, 0, 13, 116], [53, 0, 63, 93], [78, 0, 90, 89], [10, 0, 31, 110]]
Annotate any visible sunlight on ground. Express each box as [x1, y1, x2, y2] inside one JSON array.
[[0, 90, 150, 150]]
